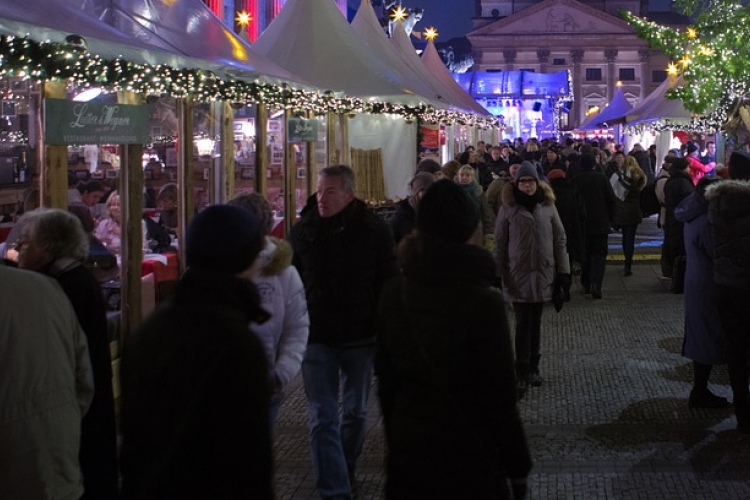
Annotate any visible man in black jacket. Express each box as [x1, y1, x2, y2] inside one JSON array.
[[120, 205, 273, 500], [571, 154, 616, 299], [289, 165, 398, 499], [707, 150, 750, 434], [664, 158, 695, 292]]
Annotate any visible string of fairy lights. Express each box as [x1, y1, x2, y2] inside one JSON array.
[[621, 4, 750, 133], [0, 34, 498, 130]]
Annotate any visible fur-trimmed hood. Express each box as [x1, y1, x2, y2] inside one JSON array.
[[705, 179, 750, 200], [257, 236, 293, 277], [500, 180, 556, 208]]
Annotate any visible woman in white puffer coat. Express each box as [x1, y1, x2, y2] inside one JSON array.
[[229, 194, 310, 424]]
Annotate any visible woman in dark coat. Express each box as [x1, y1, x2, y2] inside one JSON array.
[[546, 168, 586, 273], [674, 177, 728, 408], [17, 208, 119, 499], [376, 180, 531, 500]]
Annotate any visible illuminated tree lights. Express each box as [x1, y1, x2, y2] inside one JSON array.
[[622, 2, 750, 128], [0, 35, 497, 128]]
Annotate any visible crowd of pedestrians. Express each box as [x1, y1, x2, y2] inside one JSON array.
[[3, 135, 750, 500]]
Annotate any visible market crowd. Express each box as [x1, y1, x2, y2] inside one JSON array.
[[2, 135, 750, 500]]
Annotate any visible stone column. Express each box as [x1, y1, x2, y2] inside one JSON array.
[[570, 49, 584, 127], [605, 49, 618, 102], [537, 49, 551, 73], [503, 49, 517, 72], [638, 49, 651, 100]]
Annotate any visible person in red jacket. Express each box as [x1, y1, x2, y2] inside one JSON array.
[[686, 142, 714, 185]]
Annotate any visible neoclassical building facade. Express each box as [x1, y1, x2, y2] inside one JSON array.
[[468, 0, 688, 128]]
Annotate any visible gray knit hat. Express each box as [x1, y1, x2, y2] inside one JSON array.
[[516, 161, 539, 182]]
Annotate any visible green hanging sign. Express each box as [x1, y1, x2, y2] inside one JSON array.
[[287, 117, 319, 142], [44, 98, 150, 145]]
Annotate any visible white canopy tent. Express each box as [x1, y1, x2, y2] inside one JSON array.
[[253, 0, 421, 103], [578, 87, 633, 130], [350, 0, 446, 110], [420, 39, 490, 117]]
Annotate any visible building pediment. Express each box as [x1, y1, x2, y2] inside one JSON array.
[[469, 0, 635, 36]]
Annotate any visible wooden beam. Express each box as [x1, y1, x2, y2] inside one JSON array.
[[116, 91, 144, 339], [222, 101, 236, 201], [339, 114, 349, 166], [255, 103, 269, 196], [306, 111, 315, 199], [41, 82, 67, 209]]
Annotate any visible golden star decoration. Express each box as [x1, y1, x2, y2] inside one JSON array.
[[235, 11, 252, 27], [423, 27, 438, 41], [666, 61, 680, 76], [390, 6, 407, 22], [686, 27, 698, 39]]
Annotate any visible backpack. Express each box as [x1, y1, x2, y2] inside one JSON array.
[[640, 181, 660, 217]]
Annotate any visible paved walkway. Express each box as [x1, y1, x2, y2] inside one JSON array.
[[273, 260, 750, 499]]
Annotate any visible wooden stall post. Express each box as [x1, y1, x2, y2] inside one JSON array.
[[284, 110, 295, 236], [222, 101, 236, 202], [117, 91, 145, 338], [41, 82, 68, 209], [176, 96, 195, 273], [326, 111, 338, 165], [255, 103, 269, 197], [339, 114, 350, 166], [307, 111, 315, 197]]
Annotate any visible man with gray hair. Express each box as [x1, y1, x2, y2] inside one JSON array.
[[289, 165, 398, 499]]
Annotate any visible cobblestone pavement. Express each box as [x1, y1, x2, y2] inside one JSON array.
[[273, 261, 750, 499]]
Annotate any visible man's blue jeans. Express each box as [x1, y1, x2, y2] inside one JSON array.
[[301, 343, 375, 500]]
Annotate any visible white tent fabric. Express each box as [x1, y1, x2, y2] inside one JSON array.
[[350, 0, 446, 109], [579, 87, 632, 130], [0, 0, 303, 85], [252, 0, 423, 103], [348, 114, 416, 199], [420, 40, 490, 116]]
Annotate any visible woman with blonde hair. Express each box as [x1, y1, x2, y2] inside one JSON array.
[[606, 153, 647, 276], [95, 192, 123, 255]]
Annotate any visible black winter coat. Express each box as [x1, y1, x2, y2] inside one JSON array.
[[120, 269, 273, 500], [45, 261, 119, 498], [388, 198, 416, 246], [376, 235, 531, 499], [289, 198, 398, 347], [571, 169, 616, 235], [664, 169, 695, 256], [706, 180, 750, 290], [549, 177, 587, 263]]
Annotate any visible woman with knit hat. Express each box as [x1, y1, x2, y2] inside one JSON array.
[[377, 180, 531, 500], [494, 162, 570, 399]]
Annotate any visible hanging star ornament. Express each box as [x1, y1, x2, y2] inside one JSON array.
[[666, 61, 680, 76], [423, 27, 438, 41], [686, 27, 698, 39]]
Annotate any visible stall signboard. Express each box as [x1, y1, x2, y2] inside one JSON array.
[[45, 98, 149, 145], [287, 118, 318, 142]]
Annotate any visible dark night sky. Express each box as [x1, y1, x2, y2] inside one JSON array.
[[347, 0, 674, 40]]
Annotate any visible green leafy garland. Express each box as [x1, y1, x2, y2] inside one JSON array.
[[0, 34, 498, 129]]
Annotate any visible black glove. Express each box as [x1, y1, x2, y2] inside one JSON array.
[[511, 478, 528, 500]]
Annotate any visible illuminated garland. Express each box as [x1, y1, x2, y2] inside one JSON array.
[[621, 5, 750, 129], [0, 34, 498, 129]]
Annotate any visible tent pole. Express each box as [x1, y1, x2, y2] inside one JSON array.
[[176, 96, 194, 274], [284, 110, 295, 236], [221, 101, 235, 202], [326, 112, 338, 164], [306, 110, 315, 199]]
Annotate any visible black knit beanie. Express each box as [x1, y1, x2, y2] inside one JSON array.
[[186, 205, 264, 274], [417, 179, 479, 244]]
